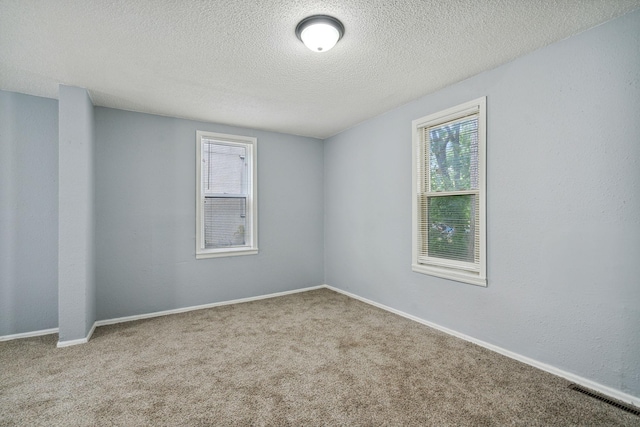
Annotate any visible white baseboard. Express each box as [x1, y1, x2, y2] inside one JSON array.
[[95, 285, 325, 327], [2, 286, 324, 345], [56, 336, 88, 347], [0, 327, 58, 342], [322, 284, 640, 408], [5, 283, 637, 407], [56, 322, 97, 348]]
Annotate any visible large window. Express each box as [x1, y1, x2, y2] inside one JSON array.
[[412, 97, 486, 286], [196, 131, 257, 259]]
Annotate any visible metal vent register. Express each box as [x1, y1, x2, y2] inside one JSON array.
[[568, 384, 640, 417]]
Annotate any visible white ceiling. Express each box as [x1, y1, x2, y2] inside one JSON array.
[[1, 1, 639, 139]]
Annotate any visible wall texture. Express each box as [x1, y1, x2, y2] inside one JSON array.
[[324, 10, 640, 398], [94, 108, 324, 320], [1, 5, 637, 405], [58, 85, 96, 342], [0, 91, 59, 336]]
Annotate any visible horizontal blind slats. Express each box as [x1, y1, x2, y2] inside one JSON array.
[[417, 112, 480, 270], [203, 142, 247, 195], [201, 140, 250, 250], [204, 197, 247, 249]]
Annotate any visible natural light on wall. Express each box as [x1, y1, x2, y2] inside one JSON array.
[[296, 15, 345, 52]]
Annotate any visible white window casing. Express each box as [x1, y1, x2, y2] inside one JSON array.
[[196, 131, 258, 259], [412, 97, 486, 286]]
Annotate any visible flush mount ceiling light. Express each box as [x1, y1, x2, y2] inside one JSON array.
[[295, 15, 345, 53]]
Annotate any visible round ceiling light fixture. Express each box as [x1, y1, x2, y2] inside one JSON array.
[[295, 15, 345, 53]]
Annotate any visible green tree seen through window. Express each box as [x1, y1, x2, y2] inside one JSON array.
[[427, 118, 478, 262]]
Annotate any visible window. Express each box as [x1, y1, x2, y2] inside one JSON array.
[[196, 131, 257, 259], [412, 97, 486, 286]]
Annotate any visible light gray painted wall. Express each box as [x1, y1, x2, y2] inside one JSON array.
[[94, 108, 324, 320], [58, 85, 96, 342], [0, 91, 59, 336], [324, 10, 640, 398]]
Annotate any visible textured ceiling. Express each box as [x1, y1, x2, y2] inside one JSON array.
[[1, 1, 639, 139]]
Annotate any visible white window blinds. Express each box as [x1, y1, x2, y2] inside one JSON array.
[[202, 142, 248, 249], [419, 115, 479, 267], [196, 131, 257, 259], [412, 97, 486, 286]]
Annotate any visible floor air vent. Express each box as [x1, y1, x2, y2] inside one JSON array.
[[568, 384, 640, 417]]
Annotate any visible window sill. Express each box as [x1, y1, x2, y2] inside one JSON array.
[[412, 263, 486, 287], [196, 248, 258, 259]]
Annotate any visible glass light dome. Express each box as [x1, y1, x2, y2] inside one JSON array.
[[296, 15, 345, 53]]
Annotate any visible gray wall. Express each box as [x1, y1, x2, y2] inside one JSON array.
[[0, 91, 59, 336], [58, 85, 96, 342], [94, 108, 324, 320], [324, 9, 640, 398], [1, 7, 637, 402]]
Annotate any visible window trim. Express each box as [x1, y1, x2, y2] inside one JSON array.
[[196, 131, 258, 259], [411, 97, 487, 287]]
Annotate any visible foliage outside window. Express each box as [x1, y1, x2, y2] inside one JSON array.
[[412, 97, 486, 286], [196, 131, 258, 259]]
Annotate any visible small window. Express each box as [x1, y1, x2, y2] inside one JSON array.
[[196, 131, 257, 259], [412, 97, 486, 286]]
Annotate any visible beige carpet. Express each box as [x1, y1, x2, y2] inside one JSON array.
[[1, 288, 638, 426]]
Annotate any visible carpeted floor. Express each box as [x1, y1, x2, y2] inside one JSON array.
[[1, 288, 638, 426]]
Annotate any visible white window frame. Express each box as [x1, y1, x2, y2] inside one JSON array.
[[411, 97, 487, 286], [196, 131, 258, 259]]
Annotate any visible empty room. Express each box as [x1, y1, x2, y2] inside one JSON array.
[[1, 1, 639, 425]]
